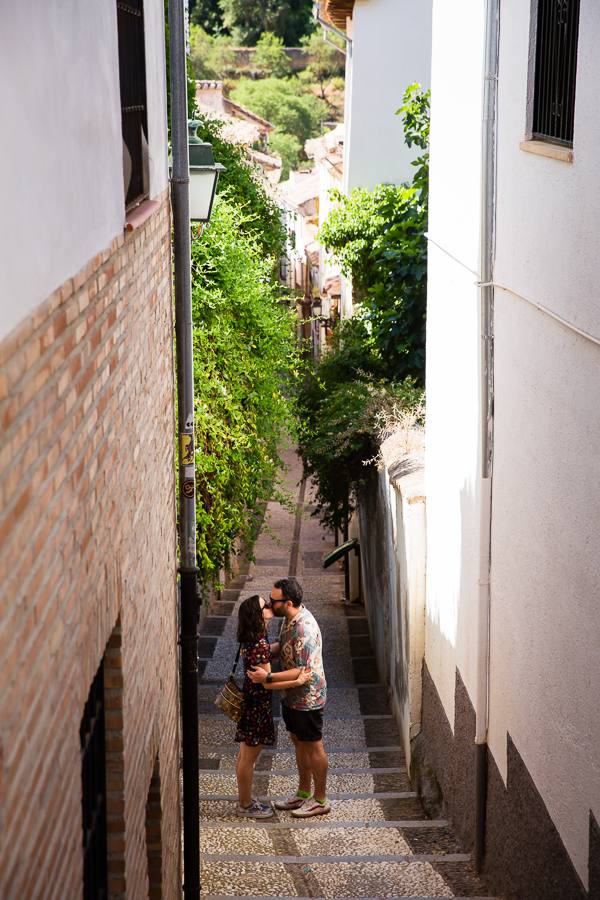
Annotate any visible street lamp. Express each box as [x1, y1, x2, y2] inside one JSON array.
[[188, 121, 225, 222]]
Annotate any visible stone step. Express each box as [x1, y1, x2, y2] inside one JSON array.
[[202, 853, 471, 863], [198, 767, 407, 775], [198, 792, 418, 802]]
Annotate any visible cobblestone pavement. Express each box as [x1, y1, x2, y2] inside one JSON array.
[[197, 451, 499, 900]]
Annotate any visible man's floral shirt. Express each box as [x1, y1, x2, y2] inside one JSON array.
[[280, 606, 327, 710]]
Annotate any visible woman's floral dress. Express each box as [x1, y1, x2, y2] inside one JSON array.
[[235, 637, 275, 747]]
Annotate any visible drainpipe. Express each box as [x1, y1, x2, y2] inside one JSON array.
[[168, 0, 200, 897], [475, 0, 499, 874]]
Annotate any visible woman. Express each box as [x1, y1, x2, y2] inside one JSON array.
[[235, 594, 310, 818]]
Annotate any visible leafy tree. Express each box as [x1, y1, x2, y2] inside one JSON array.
[[254, 31, 292, 77], [270, 129, 301, 179], [231, 77, 325, 145], [299, 28, 345, 99], [296, 319, 422, 531], [318, 84, 430, 381], [190, 0, 224, 35], [296, 83, 430, 530], [219, 0, 314, 47], [190, 25, 236, 80]]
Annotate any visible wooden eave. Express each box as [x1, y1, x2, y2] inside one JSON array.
[[321, 0, 355, 30]]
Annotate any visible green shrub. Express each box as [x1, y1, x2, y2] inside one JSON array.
[[191, 196, 300, 584], [194, 113, 287, 259]]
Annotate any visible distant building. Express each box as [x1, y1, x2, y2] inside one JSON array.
[[0, 4, 180, 898], [196, 81, 282, 184]]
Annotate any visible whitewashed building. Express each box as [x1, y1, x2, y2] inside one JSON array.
[[424, 1, 600, 897]]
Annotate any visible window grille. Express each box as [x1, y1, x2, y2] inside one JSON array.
[[81, 660, 108, 900], [117, 0, 149, 207], [532, 0, 581, 146]]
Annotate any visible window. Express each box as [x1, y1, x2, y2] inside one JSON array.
[[81, 660, 108, 900], [117, 0, 149, 208], [532, 0, 581, 146]]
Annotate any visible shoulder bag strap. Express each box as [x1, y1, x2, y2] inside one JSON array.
[[229, 643, 242, 680]]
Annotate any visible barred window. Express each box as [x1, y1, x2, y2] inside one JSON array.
[[81, 660, 108, 900], [532, 0, 581, 146], [117, 0, 149, 208]]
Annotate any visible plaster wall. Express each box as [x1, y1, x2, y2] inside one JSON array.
[[424, 0, 485, 728], [0, 0, 169, 343], [357, 454, 426, 769], [486, 0, 600, 886], [344, 0, 432, 193]]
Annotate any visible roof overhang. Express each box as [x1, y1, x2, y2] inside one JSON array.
[[321, 0, 355, 30]]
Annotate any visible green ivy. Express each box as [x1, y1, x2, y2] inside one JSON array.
[[194, 113, 287, 260], [296, 84, 429, 529], [191, 196, 300, 585]]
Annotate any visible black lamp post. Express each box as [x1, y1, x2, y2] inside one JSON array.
[[168, 4, 223, 898]]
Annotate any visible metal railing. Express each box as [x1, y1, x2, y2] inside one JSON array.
[[117, 0, 149, 207], [532, 0, 581, 146]]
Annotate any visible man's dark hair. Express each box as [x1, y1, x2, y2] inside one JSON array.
[[274, 577, 303, 607]]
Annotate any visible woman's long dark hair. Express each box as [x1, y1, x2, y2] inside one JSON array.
[[237, 595, 267, 643]]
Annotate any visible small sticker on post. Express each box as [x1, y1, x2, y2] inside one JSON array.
[[180, 434, 194, 465], [184, 466, 195, 478], [185, 413, 194, 429], [182, 480, 195, 498], [187, 537, 196, 556]]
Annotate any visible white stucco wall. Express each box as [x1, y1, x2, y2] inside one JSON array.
[[487, 0, 600, 886], [424, 0, 485, 727], [344, 0, 432, 192], [427, 0, 600, 886], [0, 1, 169, 344]]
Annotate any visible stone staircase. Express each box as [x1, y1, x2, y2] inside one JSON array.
[[195, 453, 499, 900]]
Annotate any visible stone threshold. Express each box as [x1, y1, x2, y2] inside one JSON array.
[[198, 820, 449, 829], [202, 853, 472, 863], [199, 767, 407, 775], [196, 745, 403, 754], [199, 791, 417, 801]]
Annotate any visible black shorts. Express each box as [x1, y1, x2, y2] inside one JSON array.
[[281, 704, 324, 742]]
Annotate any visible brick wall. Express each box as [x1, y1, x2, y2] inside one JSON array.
[[0, 190, 181, 900]]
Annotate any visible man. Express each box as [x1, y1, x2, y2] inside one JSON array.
[[248, 577, 329, 816]]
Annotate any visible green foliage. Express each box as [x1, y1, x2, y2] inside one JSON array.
[[190, 0, 224, 35], [194, 113, 287, 259], [232, 77, 326, 146], [317, 84, 430, 382], [191, 196, 300, 584], [270, 129, 302, 179], [296, 83, 429, 529], [219, 0, 314, 46], [190, 25, 235, 79], [297, 320, 423, 531], [254, 31, 292, 76], [299, 28, 345, 99], [396, 82, 430, 202]]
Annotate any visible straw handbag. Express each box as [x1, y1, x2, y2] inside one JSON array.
[[214, 644, 245, 723]]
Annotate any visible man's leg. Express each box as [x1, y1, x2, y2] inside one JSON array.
[[290, 731, 313, 795], [304, 739, 328, 802]]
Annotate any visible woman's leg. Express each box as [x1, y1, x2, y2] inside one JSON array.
[[236, 743, 264, 807]]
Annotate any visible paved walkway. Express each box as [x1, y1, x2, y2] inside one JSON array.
[[196, 451, 498, 900]]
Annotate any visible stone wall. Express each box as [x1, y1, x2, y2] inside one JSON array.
[[356, 441, 426, 772], [0, 191, 181, 900]]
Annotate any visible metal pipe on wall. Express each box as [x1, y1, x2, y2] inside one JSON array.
[[168, 0, 201, 895], [475, 0, 500, 874]]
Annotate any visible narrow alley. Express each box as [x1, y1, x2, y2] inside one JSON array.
[[195, 451, 498, 900]]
